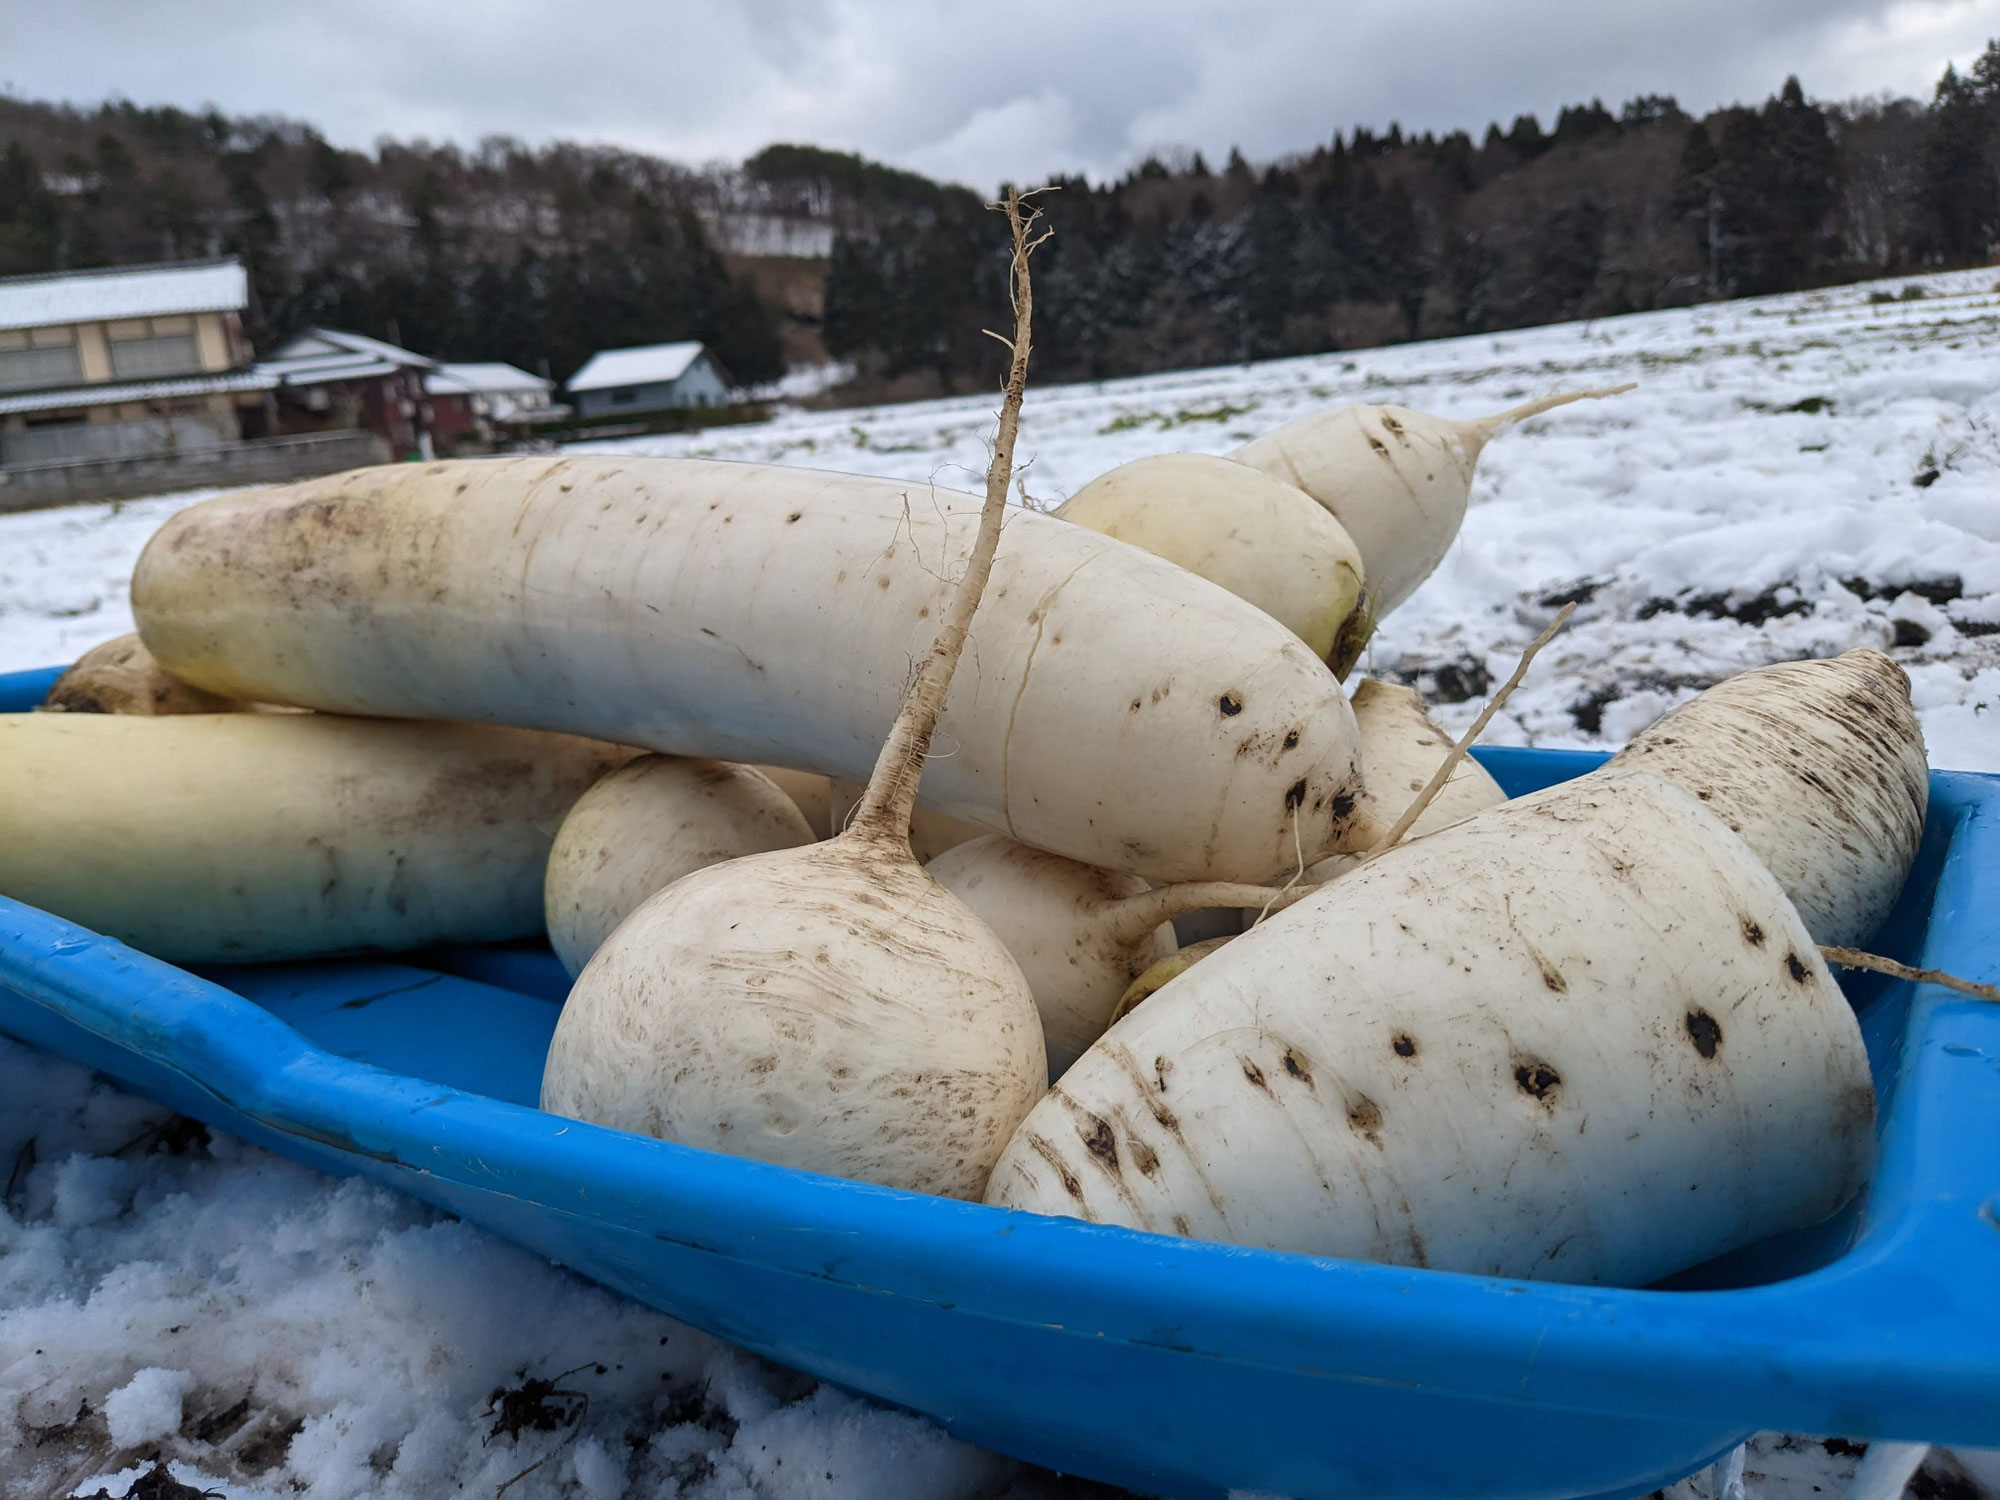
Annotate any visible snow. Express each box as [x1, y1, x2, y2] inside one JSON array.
[[3, 266, 1999, 1497], [0, 262, 247, 334], [565, 341, 708, 392]]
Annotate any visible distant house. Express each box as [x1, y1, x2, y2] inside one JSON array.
[[425, 362, 565, 450], [566, 341, 734, 418], [0, 259, 269, 466], [254, 328, 438, 456]]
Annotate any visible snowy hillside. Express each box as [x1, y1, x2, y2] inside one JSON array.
[[2, 269, 1998, 1499]]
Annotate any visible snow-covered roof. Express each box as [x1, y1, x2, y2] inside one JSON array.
[[566, 341, 709, 393], [0, 368, 275, 416], [0, 260, 248, 333], [426, 362, 551, 397], [256, 353, 403, 387], [264, 327, 435, 371]]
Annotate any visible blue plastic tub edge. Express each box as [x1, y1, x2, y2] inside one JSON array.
[[3, 665, 1998, 1498]]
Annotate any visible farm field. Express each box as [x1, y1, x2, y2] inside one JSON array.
[[2, 266, 1997, 1498]]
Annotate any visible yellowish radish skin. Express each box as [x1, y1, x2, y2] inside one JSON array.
[[1608, 648, 1927, 947], [545, 756, 816, 977], [541, 192, 1052, 1201], [1308, 679, 1508, 881], [1112, 936, 1235, 1021], [1056, 453, 1367, 669], [43, 633, 245, 715], [133, 457, 1367, 884], [986, 771, 1874, 1287], [1232, 389, 1626, 619], [0, 713, 630, 963]]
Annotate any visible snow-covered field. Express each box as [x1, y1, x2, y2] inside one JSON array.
[[3, 268, 1998, 1499]]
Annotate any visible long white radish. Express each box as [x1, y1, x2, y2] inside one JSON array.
[[986, 770, 1875, 1287], [925, 835, 1310, 1080], [1607, 648, 1927, 948], [544, 756, 816, 977], [1056, 453, 1370, 673], [0, 712, 631, 964], [42, 633, 246, 715], [132, 459, 1366, 883], [1231, 388, 1628, 618], [1308, 678, 1508, 880], [540, 192, 1052, 1200]]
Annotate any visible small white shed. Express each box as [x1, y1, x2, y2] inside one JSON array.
[[566, 342, 735, 417]]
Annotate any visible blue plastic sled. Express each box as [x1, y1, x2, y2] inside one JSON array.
[[2, 663, 1997, 1499]]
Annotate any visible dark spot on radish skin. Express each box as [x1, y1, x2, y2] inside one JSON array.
[[1742, 918, 1766, 947], [1685, 1010, 1722, 1058], [1026, 1133, 1085, 1202], [1080, 1115, 1119, 1171], [1283, 729, 1300, 750], [1346, 1095, 1384, 1144], [1539, 961, 1568, 994], [1331, 791, 1356, 821], [786, 512, 802, 523], [1393, 1033, 1418, 1058], [1285, 779, 1307, 811], [1786, 953, 1810, 983], [1282, 1048, 1314, 1087], [1172, 1214, 1191, 1235], [1219, 693, 1243, 716], [1130, 1137, 1160, 1176], [1240, 1058, 1270, 1093], [1514, 1062, 1562, 1100]]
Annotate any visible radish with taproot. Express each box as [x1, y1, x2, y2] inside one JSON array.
[[1055, 453, 1370, 673], [0, 712, 630, 964], [985, 769, 1875, 1287], [925, 835, 1311, 1080], [544, 756, 817, 977], [828, 777, 990, 861], [539, 193, 1055, 1201], [1607, 647, 1927, 948], [1231, 388, 1628, 619]]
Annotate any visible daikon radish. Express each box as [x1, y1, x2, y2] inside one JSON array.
[[1232, 388, 1627, 617], [540, 192, 1052, 1200], [0, 713, 630, 963], [1111, 936, 1235, 1022], [42, 633, 245, 715], [1608, 648, 1927, 947], [1308, 679, 1506, 880], [926, 836, 1309, 1080], [986, 770, 1874, 1287], [132, 459, 1367, 884], [1056, 453, 1370, 673], [545, 756, 816, 977]]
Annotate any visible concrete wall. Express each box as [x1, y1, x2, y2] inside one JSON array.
[[0, 429, 392, 513]]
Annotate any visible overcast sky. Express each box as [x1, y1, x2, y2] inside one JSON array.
[[3, 1, 1997, 189]]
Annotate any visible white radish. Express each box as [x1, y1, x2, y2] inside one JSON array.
[[828, 777, 990, 861], [1112, 936, 1235, 1023], [986, 770, 1875, 1287], [539, 193, 1053, 1201], [925, 835, 1308, 1080], [1607, 647, 1927, 948], [544, 756, 816, 977], [42, 632, 246, 715], [1231, 388, 1627, 618], [132, 458, 1368, 886], [1308, 678, 1507, 880], [1056, 453, 1369, 673], [0, 712, 630, 964]]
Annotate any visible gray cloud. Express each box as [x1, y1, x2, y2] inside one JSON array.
[[2, 0, 1995, 188]]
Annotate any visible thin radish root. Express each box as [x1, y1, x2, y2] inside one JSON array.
[[1469, 384, 1637, 441], [1819, 947, 2000, 1003]]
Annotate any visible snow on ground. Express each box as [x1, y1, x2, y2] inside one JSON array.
[[3, 268, 1999, 1498]]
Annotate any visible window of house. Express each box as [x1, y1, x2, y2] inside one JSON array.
[[609, 387, 637, 405], [107, 315, 203, 380], [0, 326, 84, 392]]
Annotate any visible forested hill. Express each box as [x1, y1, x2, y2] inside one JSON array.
[[2, 46, 1996, 397]]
